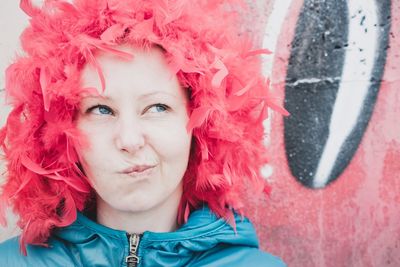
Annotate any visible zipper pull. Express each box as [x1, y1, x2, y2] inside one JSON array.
[[126, 233, 140, 267]]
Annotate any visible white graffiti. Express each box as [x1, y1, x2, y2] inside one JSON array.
[[313, 0, 379, 188]]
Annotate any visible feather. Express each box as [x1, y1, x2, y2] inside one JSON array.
[[100, 24, 127, 44], [265, 82, 290, 116], [39, 68, 51, 111], [186, 106, 211, 132], [10, 174, 34, 198], [21, 154, 66, 176], [233, 78, 257, 96], [184, 202, 190, 223], [242, 48, 272, 58], [86, 51, 106, 92], [57, 191, 77, 227], [19, 0, 40, 17], [20, 154, 90, 193], [211, 58, 228, 88]]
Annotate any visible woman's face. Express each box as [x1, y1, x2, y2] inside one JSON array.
[[76, 47, 192, 214]]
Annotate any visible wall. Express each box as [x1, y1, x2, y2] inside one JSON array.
[[251, 1, 400, 266]]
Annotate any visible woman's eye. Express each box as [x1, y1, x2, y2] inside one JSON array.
[[147, 104, 170, 114], [87, 105, 113, 115]]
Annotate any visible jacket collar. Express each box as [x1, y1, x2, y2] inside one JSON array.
[[54, 206, 259, 252]]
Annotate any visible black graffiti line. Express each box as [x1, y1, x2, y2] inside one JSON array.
[[284, 0, 391, 188]]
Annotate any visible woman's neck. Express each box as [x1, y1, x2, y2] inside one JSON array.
[[95, 191, 181, 234]]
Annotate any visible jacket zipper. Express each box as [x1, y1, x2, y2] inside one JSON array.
[[126, 233, 140, 267]]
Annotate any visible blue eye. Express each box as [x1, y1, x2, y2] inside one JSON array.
[[147, 104, 169, 113], [87, 105, 113, 115]]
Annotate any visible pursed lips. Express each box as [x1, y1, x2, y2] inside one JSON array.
[[120, 164, 156, 175]]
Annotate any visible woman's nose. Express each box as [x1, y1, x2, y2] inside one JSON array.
[[114, 116, 145, 154]]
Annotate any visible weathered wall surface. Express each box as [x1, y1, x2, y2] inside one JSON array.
[[1, 1, 399, 266], [251, 1, 400, 266]]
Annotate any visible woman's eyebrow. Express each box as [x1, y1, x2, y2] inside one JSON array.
[[81, 95, 111, 101], [81, 91, 180, 101]]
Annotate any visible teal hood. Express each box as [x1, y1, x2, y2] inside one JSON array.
[[0, 206, 286, 266]]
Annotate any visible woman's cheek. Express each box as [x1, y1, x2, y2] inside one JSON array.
[[149, 124, 190, 154], [76, 126, 113, 177]]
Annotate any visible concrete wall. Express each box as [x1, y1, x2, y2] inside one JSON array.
[[254, 1, 400, 266]]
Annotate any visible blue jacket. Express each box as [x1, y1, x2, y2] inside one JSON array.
[[0, 207, 286, 266]]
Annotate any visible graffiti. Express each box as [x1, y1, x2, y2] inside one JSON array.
[[252, 0, 400, 266], [284, 0, 391, 188]]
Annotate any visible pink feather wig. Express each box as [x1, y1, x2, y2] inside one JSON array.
[[0, 0, 288, 253]]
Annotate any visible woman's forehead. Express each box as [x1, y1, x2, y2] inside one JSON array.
[[80, 46, 186, 100]]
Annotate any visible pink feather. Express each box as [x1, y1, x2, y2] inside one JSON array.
[[20, 0, 40, 17]]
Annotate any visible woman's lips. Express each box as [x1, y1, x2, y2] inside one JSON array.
[[120, 165, 156, 176]]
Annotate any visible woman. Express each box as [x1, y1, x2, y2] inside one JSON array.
[[0, 0, 287, 266]]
